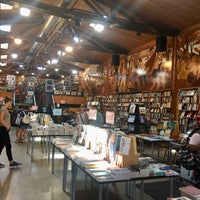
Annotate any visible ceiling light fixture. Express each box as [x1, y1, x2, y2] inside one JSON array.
[[47, 59, 58, 65], [11, 53, 18, 59], [14, 38, 22, 45], [37, 66, 46, 70], [57, 50, 65, 56], [20, 7, 31, 17], [1, 55, 7, 59], [73, 36, 79, 43], [65, 46, 73, 52], [89, 23, 104, 32], [72, 70, 77, 74]]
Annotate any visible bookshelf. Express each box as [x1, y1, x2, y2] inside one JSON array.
[[178, 88, 199, 134], [88, 90, 172, 133]]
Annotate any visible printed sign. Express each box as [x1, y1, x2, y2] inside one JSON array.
[[88, 109, 97, 120], [106, 111, 115, 125]]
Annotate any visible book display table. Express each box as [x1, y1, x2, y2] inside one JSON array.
[[26, 123, 75, 161], [135, 134, 174, 161], [51, 139, 179, 200]]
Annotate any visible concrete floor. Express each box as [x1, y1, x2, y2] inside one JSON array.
[[0, 127, 181, 200]]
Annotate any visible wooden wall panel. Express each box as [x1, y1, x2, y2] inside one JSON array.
[[53, 95, 86, 105]]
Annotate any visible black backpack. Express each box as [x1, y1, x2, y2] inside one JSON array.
[[176, 127, 200, 170]]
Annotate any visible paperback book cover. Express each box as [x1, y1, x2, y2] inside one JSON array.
[[119, 136, 131, 155]]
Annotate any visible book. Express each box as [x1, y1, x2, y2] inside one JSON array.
[[119, 136, 131, 155], [129, 103, 136, 114], [128, 115, 136, 123]]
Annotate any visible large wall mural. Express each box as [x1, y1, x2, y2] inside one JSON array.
[[177, 29, 200, 88], [80, 46, 173, 95], [101, 46, 173, 95]]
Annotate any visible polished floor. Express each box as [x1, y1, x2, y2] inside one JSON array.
[[0, 127, 184, 200]]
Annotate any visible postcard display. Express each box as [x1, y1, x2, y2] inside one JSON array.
[[80, 125, 138, 168], [127, 103, 148, 134]]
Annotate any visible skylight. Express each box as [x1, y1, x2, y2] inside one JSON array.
[[0, 43, 9, 49], [0, 3, 13, 10], [1, 55, 8, 59], [0, 62, 6, 66], [0, 25, 11, 32]]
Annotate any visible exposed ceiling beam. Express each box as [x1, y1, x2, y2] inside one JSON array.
[[0, 0, 179, 36], [0, 12, 45, 24], [0, 30, 47, 43]]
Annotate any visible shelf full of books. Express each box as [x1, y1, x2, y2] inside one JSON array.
[[88, 90, 172, 134], [178, 88, 200, 134]]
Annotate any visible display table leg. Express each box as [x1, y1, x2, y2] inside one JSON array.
[[26, 133, 30, 155], [98, 184, 103, 200], [71, 163, 77, 200], [151, 143, 154, 156], [51, 145, 55, 175], [62, 155, 69, 192], [47, 136, 51, 162], [131, 181, 136, 200], [170, 177, 173, 197], [106, 183, 109, 200], [31, 137, 34, 161], [140, 180, 144, 200]]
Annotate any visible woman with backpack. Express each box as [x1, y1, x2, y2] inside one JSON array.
[[15, 106, 30, 143]]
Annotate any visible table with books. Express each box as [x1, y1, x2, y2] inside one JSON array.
[[26, 122, 75, 161], [135, 134, 174, 160], [51, 137, 179, 200]]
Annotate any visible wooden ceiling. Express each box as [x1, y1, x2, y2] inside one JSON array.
[[0, 0, 200, 79]]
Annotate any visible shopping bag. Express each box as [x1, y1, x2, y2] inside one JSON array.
[[15, 114, 21, 126]]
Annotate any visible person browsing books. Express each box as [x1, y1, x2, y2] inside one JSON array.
[[0, 96, 22, 168], [15, 105, 30, 143], [89, 104, 104, 128], [76, 104, 89, 137]]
